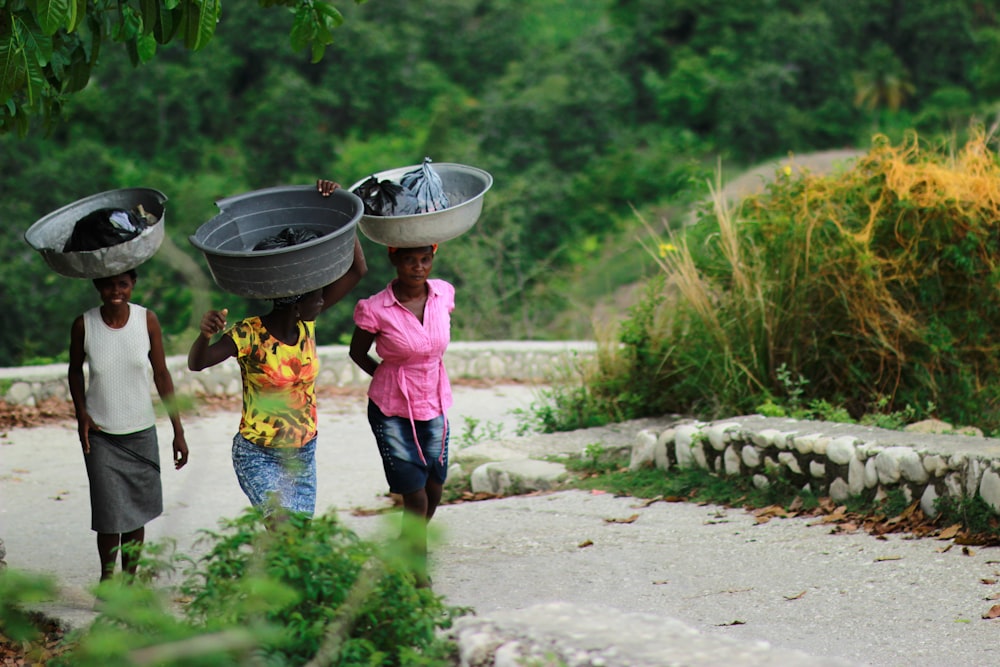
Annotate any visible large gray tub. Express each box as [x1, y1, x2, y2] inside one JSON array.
[[189, 186, 362, 299], [349, 163, 492, 246], [24, 188, 166, 279]]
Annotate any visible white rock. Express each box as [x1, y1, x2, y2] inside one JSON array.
[[724, 446, 741, 475], [829, 477, 849, 502], [980, 470, 1000, 513], [864, 457, 879, 489], [874, 448, 904, 484], [741, 445, 761, 469], [5, 381, 33, 405], [809, 460, 826, 478], [751, 429, 779, 448], [674, 425, 700, 469], [811, 437, 831, 456], [848, 457, 866, 496], [706, 423, 740, 451], [629, 430, 657, 471], [458, 630, 499, 667], [898, 449, 929, 484], [826, 436, 857, 465], [921, 484, 939, 518], [793, 433, 823, 455], [949, 453, 967, 471], [772, 431, 797, 450], [778, 452, 802, 475], [944, 472, 964, 498], [753, 474, 770, 489], [654, 429, 674, 470], [965, 458, 984, 497], [691, 439, 708, 470], [922, 454, 947, 477]]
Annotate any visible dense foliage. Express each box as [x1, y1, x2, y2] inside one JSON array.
[[571, 131, 1000, 433], [0, 0, 360, 134], [2, 0, 1000, 367], [10, 509, 461, 666]]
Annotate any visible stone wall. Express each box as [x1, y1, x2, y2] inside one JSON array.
[[0, 341, 597, 406], [629, 414, 1000, 516]]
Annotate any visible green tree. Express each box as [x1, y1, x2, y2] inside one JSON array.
[[0, 0, 362, 134]]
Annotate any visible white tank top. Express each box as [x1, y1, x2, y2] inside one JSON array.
[[83, 303, 156, 434]]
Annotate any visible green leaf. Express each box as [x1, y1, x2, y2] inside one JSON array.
[[28, 0, 72, 36], [62, 45, 91, 92], [0, 34, 27, 103], [289, 10, 313, 53], [153, 5, 180, 44], [136, 32, 156, 62], [19, 19, 54, 66], [66, 0, 86, 32], [180, 0, 218, 51], [139, 0, 159, 36], [315, 2, 344, 28]]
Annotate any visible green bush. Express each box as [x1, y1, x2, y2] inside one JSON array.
[[552, 130, 1000, 432], [45, 509, 463, 666]]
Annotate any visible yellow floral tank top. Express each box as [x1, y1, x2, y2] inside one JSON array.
[[227, 316, 318, 448]]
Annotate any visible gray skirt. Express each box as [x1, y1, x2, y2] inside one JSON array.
[[84, 426, 163, 533]]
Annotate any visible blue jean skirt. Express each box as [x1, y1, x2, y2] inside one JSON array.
[[367, 400, 449, 495], [231, 432, 317, 517]]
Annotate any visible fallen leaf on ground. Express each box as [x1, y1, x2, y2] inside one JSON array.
[[715, 619, 746, 626], [783, 590, 807, 600], [982, 605, 1000, 620], [874, 555, 902, 562], [938, 523, 962, 540], [578, 539, 593, 548], [605, 514, 639, 524]]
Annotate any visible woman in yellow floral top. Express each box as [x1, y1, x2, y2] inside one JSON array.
[[187, 180, 366, 517]]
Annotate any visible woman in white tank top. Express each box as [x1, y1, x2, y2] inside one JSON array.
[[68, 268, 189, 582]]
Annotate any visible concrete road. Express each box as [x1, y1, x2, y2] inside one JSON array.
[[3, 383, 1000, 666]]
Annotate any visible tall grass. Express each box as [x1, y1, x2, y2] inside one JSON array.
[[550, 129, 1000, 432]]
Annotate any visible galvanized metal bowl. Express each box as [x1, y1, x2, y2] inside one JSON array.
[[189, 185, 362, 299], [349, 163, 492, 246], [23, 188, 167, 279]]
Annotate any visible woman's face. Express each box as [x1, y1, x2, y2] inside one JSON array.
[[94, 273, 136, 307], [391, 247, 435, 288]]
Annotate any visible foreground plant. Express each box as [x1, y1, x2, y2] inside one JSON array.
[[27, 508, 463, 666]]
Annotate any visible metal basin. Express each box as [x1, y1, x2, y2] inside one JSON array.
[[189, 185, 362, 299], [23, 188, 166, 279], [349, 163, 492, 246]]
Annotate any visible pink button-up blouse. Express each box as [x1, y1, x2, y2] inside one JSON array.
[[353, 278, 455, 423]]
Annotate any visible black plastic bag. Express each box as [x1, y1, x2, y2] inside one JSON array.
[[351, 175, 419, 216], [399, 157, 449, 213], [63, 207, 150, 252], [253, 227, 320, 251]]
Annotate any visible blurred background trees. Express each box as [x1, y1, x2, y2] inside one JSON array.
[[1, 0, 999, 370]]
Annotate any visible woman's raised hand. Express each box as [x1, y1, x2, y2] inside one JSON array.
[[199, 308, 228, 338]]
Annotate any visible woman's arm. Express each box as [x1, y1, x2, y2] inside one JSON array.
[[349, 326, 379, 377], [147, 309, 189, 469], [67, 315, 96, 453], [321, 237, 368, 314], [188, 308, 237, 371]]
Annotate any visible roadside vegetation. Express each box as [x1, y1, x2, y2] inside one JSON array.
[[560, 445, 1000, 548], [1, 510, 463, 666], [539, 130, 1000, 436]]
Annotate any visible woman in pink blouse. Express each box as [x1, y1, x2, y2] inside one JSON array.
[[349, 244, 452, 584]]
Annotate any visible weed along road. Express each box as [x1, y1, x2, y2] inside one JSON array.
[[4, 383, 1000, 665]]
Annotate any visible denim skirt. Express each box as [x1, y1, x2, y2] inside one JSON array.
[[231, 432, 317, 516], [367, 400, 449, 495]]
